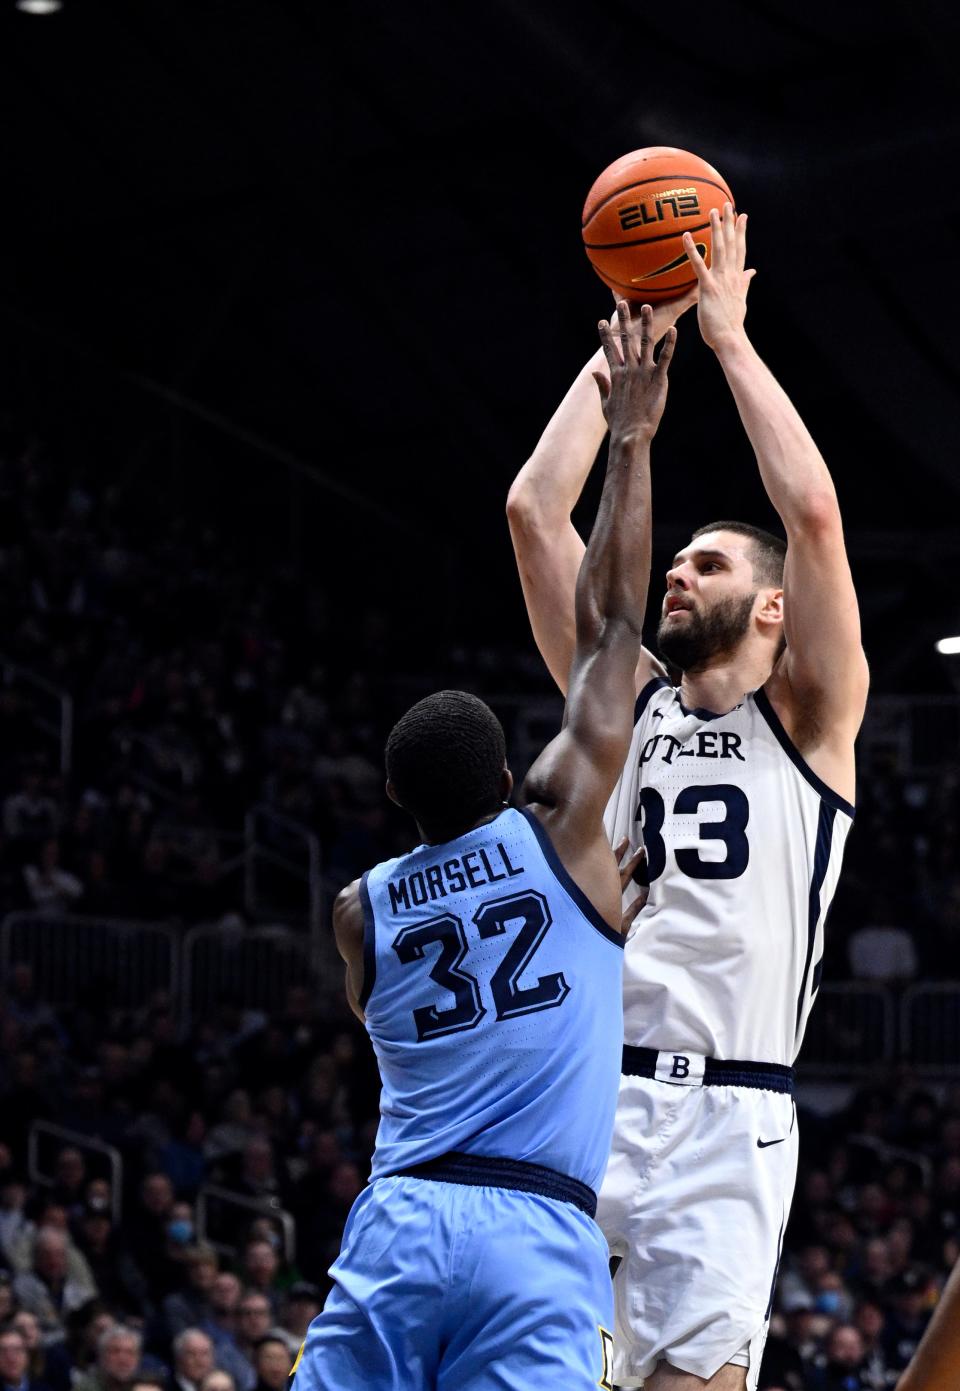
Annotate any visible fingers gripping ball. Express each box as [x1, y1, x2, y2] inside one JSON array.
[[582, 147, 734, 303]]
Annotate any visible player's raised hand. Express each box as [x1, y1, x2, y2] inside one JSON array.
[[682, 201, 756, 352], [592, 301, 676, 440]]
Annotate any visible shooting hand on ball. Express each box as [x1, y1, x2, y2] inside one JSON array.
[[683, 201, 756, 352], [592, 301, 676, 441]]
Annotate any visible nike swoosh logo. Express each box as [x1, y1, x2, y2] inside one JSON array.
[[630, 242, 706, 282], [757, 1137, 786, 1149]]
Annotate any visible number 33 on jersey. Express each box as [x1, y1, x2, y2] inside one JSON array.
[[604, 679, 853, 1067]]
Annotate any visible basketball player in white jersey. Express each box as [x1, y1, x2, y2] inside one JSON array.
[[506, 204, 869, 1390]]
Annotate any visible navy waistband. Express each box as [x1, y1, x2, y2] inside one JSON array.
[[622, 1044, 794, 1094], [392, 1151, 598, 1219]]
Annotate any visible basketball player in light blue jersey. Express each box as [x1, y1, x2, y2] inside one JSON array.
[[292, 304, 675, 1391]]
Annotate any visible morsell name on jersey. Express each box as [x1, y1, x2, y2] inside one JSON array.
[[387, 843, 524, 914], [639, 729, 746, 766]]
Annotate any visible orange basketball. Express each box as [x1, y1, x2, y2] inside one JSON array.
[[582, 147, 734, 302]]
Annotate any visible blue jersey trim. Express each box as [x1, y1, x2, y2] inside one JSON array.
[[752, 687, 856, 819], [358, 871, 377, 1010], [634, 676, 671, 724], [795, 801, 836, 1035], [518, 808, 624, 950]]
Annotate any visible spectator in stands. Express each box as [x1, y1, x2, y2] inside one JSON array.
[[162, 1248, 218, 1338], [22, 842, 83, 915], [0, 1275, 15, 1326], [0, 1328, 50, 1391], [129, 1178, 182, 1298], [199, 1377, 233, 1391], [73, 1204, 149, 1318], [809, 1324, 871, 1389], [41, 1302, 113, 1391], [884, 1267, 934, 1376], [203, 1276, 252, 1391], [248, 1338, 291, 1391], [278, 1284, 321, 1345], [171, 1331, 214, 1391], [232, 1297, 270, 1370], [74, 1327, 142, 1391], [854, 1300, 893, 1389], [51, 1150, 86, 1218], [0, 1178, 29, 1266], [237, 1246, 279, 1317], [12, 1227, 97, 1336], [3, 968, 58, 1039], [3, 769, 58, 852], [9, 1312, 52, 1388], [228, 1141, 283, 1207]]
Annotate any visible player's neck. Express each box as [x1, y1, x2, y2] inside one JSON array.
[[679, 646, 773, 716]]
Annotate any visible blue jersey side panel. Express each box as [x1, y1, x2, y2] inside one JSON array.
[[363, 807, 624, 1194]]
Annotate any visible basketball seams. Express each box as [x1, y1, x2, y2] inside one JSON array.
[[582, 173, 733, 229], [584, 220, 711, 252]]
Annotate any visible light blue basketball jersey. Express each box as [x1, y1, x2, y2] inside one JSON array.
[[359, 806, 624, 1195]]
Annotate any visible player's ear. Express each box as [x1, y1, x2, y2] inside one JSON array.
[[385, 780, 403, 809], [500, 766, 514, 805], [757, 588, 784, 627]]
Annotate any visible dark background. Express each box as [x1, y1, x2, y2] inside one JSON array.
[[0, 0, 958, 693]]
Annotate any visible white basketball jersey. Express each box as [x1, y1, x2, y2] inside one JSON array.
[[604, 678, 854, 1065]]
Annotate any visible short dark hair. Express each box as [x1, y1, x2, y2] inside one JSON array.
[[385, 691, 506, 834], [692, 520, 786, 588]]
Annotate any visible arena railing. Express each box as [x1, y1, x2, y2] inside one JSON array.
[[798, 982, 896, 1075], [244, 804, 325, 958], [181, 919, 334, 1028], [28, 1121, 123, 1223], [196, 1184, 296, 1263], [858, 694, 960, 776], [0, 653, 74, 776], [900, 982, 960, 1074], [0, 912, 179, 1009]]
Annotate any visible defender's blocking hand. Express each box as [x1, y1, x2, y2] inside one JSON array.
[[592, 302, 676, 441]]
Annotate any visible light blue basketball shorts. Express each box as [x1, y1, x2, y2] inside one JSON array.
[[293, 1168, 614, 1390]]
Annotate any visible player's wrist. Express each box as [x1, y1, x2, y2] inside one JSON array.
[[710, 326, 752, 361]]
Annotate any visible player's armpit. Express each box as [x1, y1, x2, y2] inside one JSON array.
[[332, 880, 366, 1022]]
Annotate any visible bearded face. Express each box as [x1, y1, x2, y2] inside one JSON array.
[[657, 590, 757, 672]]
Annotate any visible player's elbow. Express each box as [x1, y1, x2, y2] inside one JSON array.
[[792, 489, 842, 538], [506, 476, 540, 532], [506, 473, 565, 534]]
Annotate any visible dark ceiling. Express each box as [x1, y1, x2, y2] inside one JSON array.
[[0, 0, 958, 688]]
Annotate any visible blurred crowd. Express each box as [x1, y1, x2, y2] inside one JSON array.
[[0, 957, 957, 1390], [0, 432, 957, 1391]]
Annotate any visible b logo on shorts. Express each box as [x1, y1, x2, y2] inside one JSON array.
[[670, 1054, 690, 1079], [597, 1326, 614, 1390]]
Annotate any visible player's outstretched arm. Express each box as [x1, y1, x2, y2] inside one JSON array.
[[506, 296, 692, 696], [896, 1259, 960, 1391], [521, 304, 676, 930], [684, 207, 869, 746]]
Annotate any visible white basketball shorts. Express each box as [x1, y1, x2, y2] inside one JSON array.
[[597, 1060, 798, 1389]]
